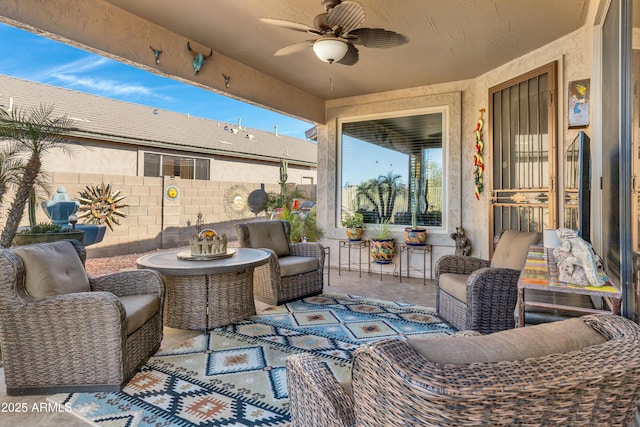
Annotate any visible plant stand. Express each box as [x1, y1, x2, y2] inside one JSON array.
[[323, 246, 331, 285], [369, 259, 398, 281], [338, 239, 370, 278], [399, 243, 433, 285]]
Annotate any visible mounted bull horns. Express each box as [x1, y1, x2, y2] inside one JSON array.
[[187, 41, 213, 75]]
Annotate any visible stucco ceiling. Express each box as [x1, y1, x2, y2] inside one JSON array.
[[103, 0, 590, 100]]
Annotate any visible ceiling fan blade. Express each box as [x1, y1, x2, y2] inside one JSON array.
[[348, 28, 408, 48], [337, 43, 359, 66], [274, 40, 315, 56], [326, 1, 365, 36], [259, 18, 322, 35]]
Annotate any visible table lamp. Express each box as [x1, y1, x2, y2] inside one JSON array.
[[543, 229, 561, 249], [543, 229, 561, 264]]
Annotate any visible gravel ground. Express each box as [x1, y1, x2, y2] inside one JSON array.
[[85, 249, 171, 276], [85, 242, 240, 276]]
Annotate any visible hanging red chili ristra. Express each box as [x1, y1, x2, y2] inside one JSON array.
[[473, 109, 485, 200]]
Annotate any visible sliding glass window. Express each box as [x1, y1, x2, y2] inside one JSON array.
[[144, 153, 210, 180]]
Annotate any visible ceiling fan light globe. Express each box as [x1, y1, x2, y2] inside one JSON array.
[[313, 38, 348, 63]]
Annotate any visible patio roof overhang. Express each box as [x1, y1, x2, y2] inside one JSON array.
[[0, 0, 589, 124]]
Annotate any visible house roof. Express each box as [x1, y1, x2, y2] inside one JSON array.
[[0, 74, 317, 166]]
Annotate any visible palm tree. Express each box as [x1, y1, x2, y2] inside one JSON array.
[[356, 172, 407, 223], [0, 104, 75, 247], [0, 144, 25, 208]]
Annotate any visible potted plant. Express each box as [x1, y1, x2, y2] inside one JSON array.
[[341, 212, 364, 241], [404, 178, 427, 245], [282, 205, 325, 243], [370, 219, 396, 264], [12, 222, 84, 246], [0, 104, 76, 248]]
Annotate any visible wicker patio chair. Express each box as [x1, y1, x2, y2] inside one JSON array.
[[0, 239, 164, 395], [235, 220, 324, 305], [435, 229, 541, 333], [287, 314, 640, 427]]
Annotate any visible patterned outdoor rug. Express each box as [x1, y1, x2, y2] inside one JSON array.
[[50, 293, 454, 426]]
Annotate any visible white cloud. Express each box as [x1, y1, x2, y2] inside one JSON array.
[[24, 56, 110, 83], [49, 56, 111, 75], [50, 73, 173, 102]]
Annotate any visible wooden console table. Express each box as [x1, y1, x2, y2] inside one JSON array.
[[517, 245, 622, 327]]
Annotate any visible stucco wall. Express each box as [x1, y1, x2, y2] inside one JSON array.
[[44, 140, 139, 176], [42, 140, 316, 185]]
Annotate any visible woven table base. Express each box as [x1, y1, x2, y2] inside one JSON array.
[[163, 269, 255, 330]]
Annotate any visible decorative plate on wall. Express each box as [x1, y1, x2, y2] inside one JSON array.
[[166, 185, 179, 201]]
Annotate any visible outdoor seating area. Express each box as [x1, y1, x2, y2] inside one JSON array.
[[1, 0, 640, 424], [0, 229, 639, 425]]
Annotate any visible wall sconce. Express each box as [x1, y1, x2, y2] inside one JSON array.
[[222, 73, 231, 88]]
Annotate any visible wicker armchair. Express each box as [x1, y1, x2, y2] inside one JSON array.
[[435, 229, 541, 333], [0, 239, 164, 395], [287, 314, 640, 427], [234, 220, 324, 305]]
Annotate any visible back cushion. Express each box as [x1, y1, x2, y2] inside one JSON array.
[[14, 240, 91, 299], [407, 317, 606, 365], [490, 230, 541, 270], [246, 221, 291, 257]]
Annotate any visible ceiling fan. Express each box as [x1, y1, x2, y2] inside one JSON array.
[[260, 0, 408, 65]]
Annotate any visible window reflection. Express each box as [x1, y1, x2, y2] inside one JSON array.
[[341, 112, 444, 227]]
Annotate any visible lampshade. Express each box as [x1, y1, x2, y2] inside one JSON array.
[[543, 229, 561, 249], [312, 38, 348, 64]]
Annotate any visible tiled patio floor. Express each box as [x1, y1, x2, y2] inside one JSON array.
[[0, 266, 435, 426]]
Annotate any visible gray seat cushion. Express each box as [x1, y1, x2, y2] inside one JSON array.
[[118, 294, 161, 335], [279, 256, 319, 277], [438, 273, 469, 303], [14, 240, 91, 299], [407, 317, 606, 365]]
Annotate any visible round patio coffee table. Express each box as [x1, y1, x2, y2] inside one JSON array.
[[136, 247, 270, 331]]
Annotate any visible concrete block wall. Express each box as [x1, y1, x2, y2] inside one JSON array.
[[16, 172, 316, 258]]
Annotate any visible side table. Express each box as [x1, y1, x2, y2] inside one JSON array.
[[338, 239, 370, 277], [399, 243, 433, 285], [517, 245, 622, 327]]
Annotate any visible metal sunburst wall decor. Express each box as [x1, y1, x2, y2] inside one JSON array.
[[77, 183, 128, 230], [223, 185, 249, 219]]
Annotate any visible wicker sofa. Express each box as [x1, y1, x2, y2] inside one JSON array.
[[0, 239, 164, 395], [234, 220, 324, 305], [287, 314, 640, 426]]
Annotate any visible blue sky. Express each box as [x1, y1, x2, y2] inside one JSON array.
[[0, 23, 312, 139]]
